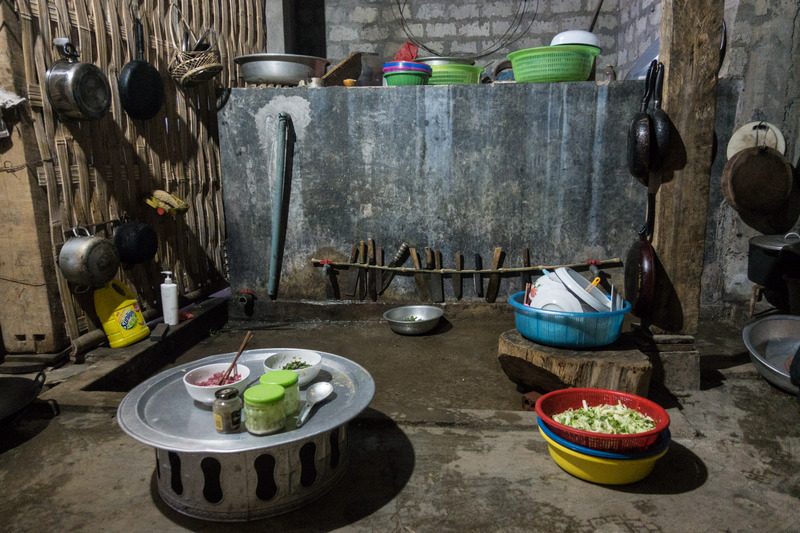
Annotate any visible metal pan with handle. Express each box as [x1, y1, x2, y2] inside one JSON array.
[[627, 59, 657, 185], [651, 62, 669, 170], [119, 17, 164, 120], [624, 193, 657, 318]]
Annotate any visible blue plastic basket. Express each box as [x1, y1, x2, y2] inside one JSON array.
[[538, 417, 671, 459], [508, 291, 631, 348]]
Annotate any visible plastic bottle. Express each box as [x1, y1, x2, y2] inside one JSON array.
[[93, 279, 151, 348], [161, 271, 178, 326]]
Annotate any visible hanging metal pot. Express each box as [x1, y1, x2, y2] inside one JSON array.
[[58, 226, 120, 287], [46, 38, 111, 121], [114, 219, 158, 265]]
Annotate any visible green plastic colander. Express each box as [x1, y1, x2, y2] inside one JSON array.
[[507, 45, 601, 83], [428, 64, 484, 85]]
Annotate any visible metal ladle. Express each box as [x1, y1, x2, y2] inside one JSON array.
[[296, 382, 334, 428]]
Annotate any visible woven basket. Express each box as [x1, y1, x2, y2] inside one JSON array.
[[507, 45, 600, 83], [167, 5, 222, 88]]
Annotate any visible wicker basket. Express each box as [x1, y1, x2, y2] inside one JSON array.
[[507, 45, 600, 83], [167, 5, 222, 88]]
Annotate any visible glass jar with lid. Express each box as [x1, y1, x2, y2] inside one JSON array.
[[243, 384, 285, 435], [260, 369, 300, 416], [212, 387, 242, 433]]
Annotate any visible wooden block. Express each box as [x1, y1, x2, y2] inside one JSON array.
[[497, 330, 652, 396]]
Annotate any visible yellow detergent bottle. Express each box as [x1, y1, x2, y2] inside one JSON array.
[[94, 279, 151, 348]]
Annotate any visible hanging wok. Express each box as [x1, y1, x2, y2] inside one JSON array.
[[624, 192, 657, 317], [119, 17, 164, 120]]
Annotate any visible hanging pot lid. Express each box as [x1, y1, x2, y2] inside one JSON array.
[[749, 232, 800, 251], [726, 121, 786, 160]]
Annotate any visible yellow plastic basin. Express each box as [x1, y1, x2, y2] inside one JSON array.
[[539, 426, 667, 484]]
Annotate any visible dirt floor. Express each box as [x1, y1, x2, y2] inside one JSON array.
[[1, 301, 799, 532]]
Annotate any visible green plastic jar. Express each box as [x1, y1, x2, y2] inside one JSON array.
[[260, 370, 300, 415], [243, 384, 285, 435]]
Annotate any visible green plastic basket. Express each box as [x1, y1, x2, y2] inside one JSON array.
[[384, 71, 430, 86], [507, 45, 600, 83], [428, 64, 483, 85]]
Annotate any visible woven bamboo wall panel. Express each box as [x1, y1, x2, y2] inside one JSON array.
[[13, 0, 264, 341]]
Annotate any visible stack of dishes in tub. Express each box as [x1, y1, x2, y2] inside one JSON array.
[[535, 388, 671, 484], [508, 267, 631, 348]]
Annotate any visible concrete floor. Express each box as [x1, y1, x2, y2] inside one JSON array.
[[1, 302, 799, 532]]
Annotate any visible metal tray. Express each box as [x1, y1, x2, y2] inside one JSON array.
[[742, 315, 800, 395], [117, 349, 375, 453]]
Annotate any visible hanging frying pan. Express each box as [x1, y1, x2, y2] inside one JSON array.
[[721, 145, 793, 214], [624, 192, 657, 317], [627, 59, 657, 185], [651, 62, 669, 170], [119, 17, 164, 120]]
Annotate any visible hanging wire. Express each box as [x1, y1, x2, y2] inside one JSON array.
[[391, 0, 539, 60]]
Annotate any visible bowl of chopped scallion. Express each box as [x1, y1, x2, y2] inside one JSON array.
[[263, 349, 323, 386], [383, 305, 444, 335]]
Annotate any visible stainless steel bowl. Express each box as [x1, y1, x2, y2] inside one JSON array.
[[233, 53, 330, 85], [383, 305, 444, 335], [416, 56, 476, 66], [742, 315, 800, 395]]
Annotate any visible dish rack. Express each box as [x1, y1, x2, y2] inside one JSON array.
[[507, 45, 600, 83], [428, 64, 484, 85]]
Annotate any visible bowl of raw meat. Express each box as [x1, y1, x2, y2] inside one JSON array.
[[182, 362, 251, 405]]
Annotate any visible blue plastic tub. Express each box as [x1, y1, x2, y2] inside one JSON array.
[[508, 291, 631, 348], [537, 417, 671, 459]]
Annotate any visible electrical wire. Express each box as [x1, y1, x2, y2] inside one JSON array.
[[391, 0, 539, 60]]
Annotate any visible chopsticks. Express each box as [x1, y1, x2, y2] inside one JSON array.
[[217, 330, 253, 385]]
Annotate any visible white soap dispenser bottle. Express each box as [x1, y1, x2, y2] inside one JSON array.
[[161, 271, 179, 326]]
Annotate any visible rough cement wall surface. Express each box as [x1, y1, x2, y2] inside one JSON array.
[[616, 0, 661, 79], [323, 0, 622, 82], [218, 82, 736, 307]]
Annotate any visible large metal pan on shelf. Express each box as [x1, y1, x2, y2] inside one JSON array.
[[234, 54, 329, 85]]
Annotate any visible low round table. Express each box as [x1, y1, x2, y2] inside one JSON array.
[[117, 348, 375, 521]]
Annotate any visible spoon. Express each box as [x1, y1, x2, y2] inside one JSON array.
[[296, 382, 334, 428]]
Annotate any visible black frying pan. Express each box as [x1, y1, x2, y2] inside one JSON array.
[[627, 59, 657, 186], [0, 372, 45, 424], [624, 192, 656, 318], [119, 18, 164, 120], [651, 62, 669, 170]]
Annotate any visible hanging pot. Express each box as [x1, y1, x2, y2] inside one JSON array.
[[58, 227, 119, 287], [114, 219, 158, 265], [45, 38, 111, 121], [118, 18, 164, 120]]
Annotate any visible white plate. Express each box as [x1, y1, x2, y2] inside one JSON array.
[[727, 121, 786, 160], [555, 267, 611, 312]]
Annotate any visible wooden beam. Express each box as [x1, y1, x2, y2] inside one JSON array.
[[650, 0, 724, 334]]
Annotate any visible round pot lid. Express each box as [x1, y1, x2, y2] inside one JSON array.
[[727, 121, 786, 160], [749, 232, 800, 251]]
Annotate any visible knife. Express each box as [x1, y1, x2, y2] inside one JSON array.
[[424, 247, 435, 298], [367, 239, 377, 301], [358, 240, 367, 300], [522, 247, 532, 287], [485, 247, 504, 303], [430, 249, 444, 302], [474, 253, 483, 297], [344, 243, 360, 298], [379, 241, 409, 294], [453, 251, 463, 300], [409, 247, 429, 300]]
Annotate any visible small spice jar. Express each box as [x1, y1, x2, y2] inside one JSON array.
[[260, 369, 300, 416], [212, 387, 242, 433], [243, 384, 285, 435]]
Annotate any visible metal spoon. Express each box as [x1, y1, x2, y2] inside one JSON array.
[[296, 382, 334, 428]]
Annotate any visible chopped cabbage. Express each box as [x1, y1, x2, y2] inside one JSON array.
[[552, 400, 656, 434]]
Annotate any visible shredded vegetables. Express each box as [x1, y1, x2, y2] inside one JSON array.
[[552, 400, 656, 434]]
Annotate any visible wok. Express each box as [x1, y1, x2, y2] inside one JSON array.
[[0, 372, 46, 424], [119, 18, 164, 120]]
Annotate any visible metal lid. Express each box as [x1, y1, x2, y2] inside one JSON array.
[[214, 387, 239, 400], [750, 232, 800, 251], [260, 369, 298, 387], [244, 383, 284, 405]]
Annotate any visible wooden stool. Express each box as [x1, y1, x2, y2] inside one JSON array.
[[497, 330, 652, 396]]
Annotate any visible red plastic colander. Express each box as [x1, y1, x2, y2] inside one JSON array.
[[535, 388, 670, 453]]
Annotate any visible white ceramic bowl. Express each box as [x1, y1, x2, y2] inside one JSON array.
[[528, 274, 585, 313], [263, 349, 323, 387], [555, 267, 611, 312], [550, 30, 601, 49], [183, 362, 251, 405]]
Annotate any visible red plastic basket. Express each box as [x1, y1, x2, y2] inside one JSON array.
[[535, 388, 670, 452]]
